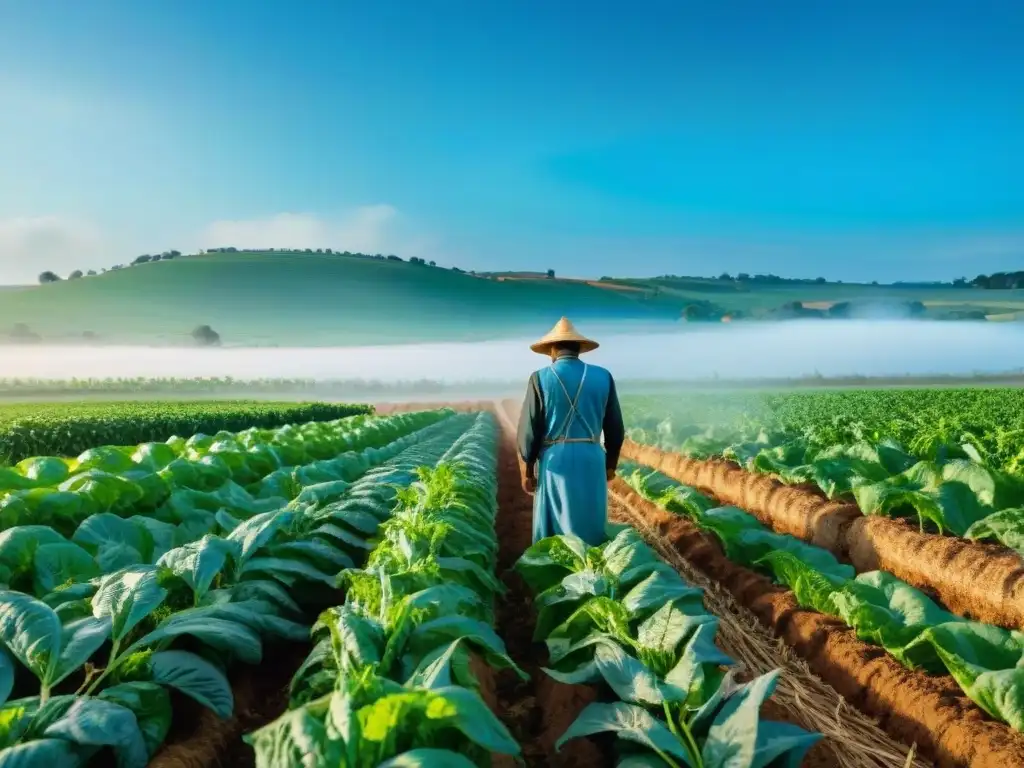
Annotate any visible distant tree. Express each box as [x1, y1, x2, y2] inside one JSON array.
[[168, 250, 181, 258], [9, 323, 40, 343], [191, 325, 221, 346], [871, 280, 879, 286], [546, 269, 555, 279], [151, 254, 163, 262], [387, 255, 403, 262], [953, 277, 968, 288], [599, 276, 613, 281], [429, 260, 436, 267], [87, 270, 97, 276], [38, 271, 61, 284], [132, 255, 152, 265], [736, 273, 750, 281], [325, 248, 333, 254], [814, 276, 826, 284], [718, 272, 732, 281], [452, 267, 464, 273], [304, 248, 313, 253], [68, 270, 84, 280], [316, 248, 323, 253]]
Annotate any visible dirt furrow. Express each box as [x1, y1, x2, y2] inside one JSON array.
[[611, 480, 1024, 768], [623, 439, 1024, 631], [148, 642, 308, 768], [491, 401, 608, 768]]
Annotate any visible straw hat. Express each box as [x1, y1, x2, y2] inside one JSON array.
[[529, 317, 599, 355]]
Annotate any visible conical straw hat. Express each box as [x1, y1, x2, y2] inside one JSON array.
[[529, 317, 599, 355]]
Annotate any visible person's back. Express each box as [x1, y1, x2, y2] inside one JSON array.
[[517, 318, 624, 545]]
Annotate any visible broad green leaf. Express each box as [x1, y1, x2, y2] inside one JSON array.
[[404, 616, 524, 677], [245, 704, 343, 768], [703, 671, 820, 768], [593, 641, 685, 705], [556, 701, 691, 763], [404, 639, 464, 690], [147, 650, 233, 718], [622, 570, 704, 620], [157, 535, 237, 600], [315, 606, 385, 673], [99, 682, 173, 758], [534, 569, 608, 639], [0, 592, 61, 682], [41, 696, 149, 768], [377, 749, 478, 768], [239, 556, 336, 587], [0, 739, 81, 767], [50, 616, 112, 687], [128, 613, 262, 665], [92, 566, 168, 642], [515, 535, 590, 592], [358, 687, 519, 756], [0, 651, 12, 707], [227, 509, 295, 564], [267, 540, 355, 571], [0, 527, 66, 587], [32, 543, 99, 596]]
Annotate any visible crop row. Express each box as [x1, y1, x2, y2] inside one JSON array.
[[515, 526, 821, 767], [620, 460, 1024, 736], [0, 400, 372, 464], [625, 392, 1024, 564], [248, 411, 523, 766], [623, 389, 1024, 474], [0, 408, 472, 765]]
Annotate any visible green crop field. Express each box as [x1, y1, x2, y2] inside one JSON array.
[[7, 388, 1024, 764]]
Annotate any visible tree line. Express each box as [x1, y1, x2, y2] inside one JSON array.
[[971, 272, 1024, 290], [35, 248, 447, 284]]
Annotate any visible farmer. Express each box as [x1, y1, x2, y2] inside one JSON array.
[[517, 317, 625, 545]]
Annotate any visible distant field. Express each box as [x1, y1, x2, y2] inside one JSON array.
[[0, 252, 684, 346], [1, 251, 1020, 346]]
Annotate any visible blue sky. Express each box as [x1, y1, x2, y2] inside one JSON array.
[[1, 0, 1022, 284]]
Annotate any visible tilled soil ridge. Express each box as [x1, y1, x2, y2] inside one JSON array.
[[612, 480, 1024, 768], [623, 439, 1024, 632]]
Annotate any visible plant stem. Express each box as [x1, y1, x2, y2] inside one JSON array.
[[84, 639, 120, 695], [678, 719, 704, 768]]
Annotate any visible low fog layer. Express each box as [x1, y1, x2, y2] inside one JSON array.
[[0, 321, 1021, 383]]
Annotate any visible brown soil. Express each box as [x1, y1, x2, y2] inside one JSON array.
[[491, 402, 608, 768], [624, 439, 1024, 632], [148, 642, 309, 768], [612, 481, 1024, 768]]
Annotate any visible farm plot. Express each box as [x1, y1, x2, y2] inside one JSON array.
[[0, 406, 485, 765], [623, 390, 1024, 633]]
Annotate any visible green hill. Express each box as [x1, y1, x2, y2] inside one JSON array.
[[0, 252, 684, 346], [2, 251, 1021, 346]]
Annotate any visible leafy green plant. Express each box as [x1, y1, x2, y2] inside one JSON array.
[[518, 530, 820, 766], [625, 460, 1024, 733], [250, 412, 523, 765]]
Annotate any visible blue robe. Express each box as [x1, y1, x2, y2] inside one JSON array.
[[517, 354, 625, 546]]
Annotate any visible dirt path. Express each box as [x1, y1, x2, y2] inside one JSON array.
[[491, 401, 609, 768]]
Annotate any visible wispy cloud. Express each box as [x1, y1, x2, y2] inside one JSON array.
[[0, 205, 440, 284], [0, 216, 112, 284], [198, 205, 436, 258]]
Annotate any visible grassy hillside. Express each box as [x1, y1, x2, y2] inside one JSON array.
[[0, 252, 684, 346], [2, 251, 1021, 346]]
